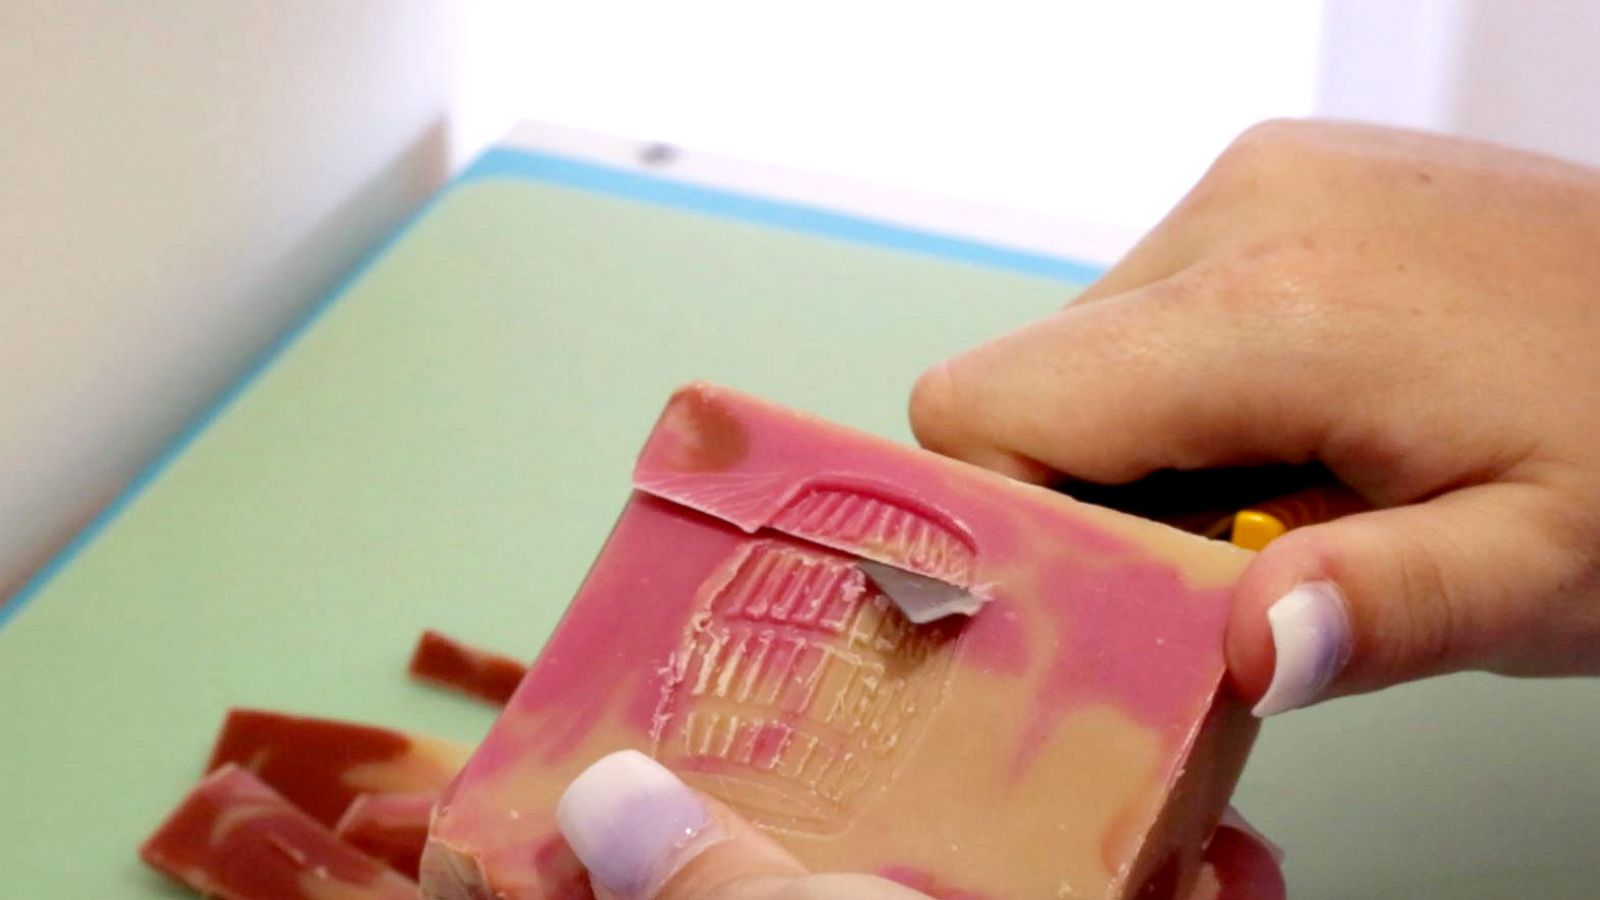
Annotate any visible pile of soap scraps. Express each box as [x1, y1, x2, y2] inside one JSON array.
[[139, 630, 529, 899]]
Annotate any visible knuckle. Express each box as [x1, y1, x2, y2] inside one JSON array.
[[1526, 486, 1600, 661], [1537, 482, 1600, 567], [1214, 119, 1308, 173], [1197, 119, 1338, 207], [908, 361, 964, 451], [1389, 530, 1462, 673], [1234, 117, 1307, 149], [1343, 517, 1461, 677]]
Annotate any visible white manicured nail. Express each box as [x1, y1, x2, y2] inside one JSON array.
[[556, 750, 724, 899], [1252, 581, 1352, 717]]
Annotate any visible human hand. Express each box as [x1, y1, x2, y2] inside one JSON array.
[[908, 119, 1600, 715], [554, 751, 1284, 899]]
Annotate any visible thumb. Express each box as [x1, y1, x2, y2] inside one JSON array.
[[1230, 481, 1577, 715], [557, 750, 929, 900]]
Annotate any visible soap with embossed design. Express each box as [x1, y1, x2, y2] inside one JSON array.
[[422, 383, 1258, 900]]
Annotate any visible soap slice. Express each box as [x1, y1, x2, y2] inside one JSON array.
[[140, 764, 418, 899], [423, 383, 1258, 900], [337, 792, 438, 880], [208, 708, 469, 826], [409, 630, 529, 706]]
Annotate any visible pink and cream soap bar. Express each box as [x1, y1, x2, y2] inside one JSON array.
[[423, 383, 1259, 900]]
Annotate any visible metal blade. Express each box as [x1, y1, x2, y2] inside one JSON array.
[[857, 560, 985, 624]]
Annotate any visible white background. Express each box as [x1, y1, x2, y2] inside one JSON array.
[[453, 2, 1325, 235]]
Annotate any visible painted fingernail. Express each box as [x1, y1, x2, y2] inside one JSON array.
[[556, 750, 725, 899], [1252, 581, 1352, 717]]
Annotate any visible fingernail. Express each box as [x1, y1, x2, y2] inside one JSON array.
[[556, 750, 725, 899], [1252, 581, 1352, 717]]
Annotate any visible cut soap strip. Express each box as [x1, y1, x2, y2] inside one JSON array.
[[409, 629, 529, 706], [337, 792, 439, 881], [423, 383, 1260, 900], [208, 708, 470, 826], [141, 764, 418, 900], [139, 656, 492, 892]]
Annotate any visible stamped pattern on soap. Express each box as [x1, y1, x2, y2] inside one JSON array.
[[771, 485, 976, 587], [652, 540, 960, 835]]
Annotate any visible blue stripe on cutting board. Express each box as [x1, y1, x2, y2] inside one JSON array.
[[460, 147, 1105, 284], [0, 145, 1102, 630]]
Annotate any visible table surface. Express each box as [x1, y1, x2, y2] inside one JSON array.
[[2, 145, 1596, 900]]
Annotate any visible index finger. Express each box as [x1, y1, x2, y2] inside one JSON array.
[[909, 271, 1334, 487]]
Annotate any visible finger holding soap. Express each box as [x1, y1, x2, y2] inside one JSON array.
[[557, 751, 925, 900], [1229, 482, 1587, 713], [910, 277, 1329, 488], [556, 750, 734, 899]]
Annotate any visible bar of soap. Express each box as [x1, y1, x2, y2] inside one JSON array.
[[140, 764, 418, 899], [337, 792, 439, 880], [423, 383, 1258, 900], [208, 708, 469, 826]]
